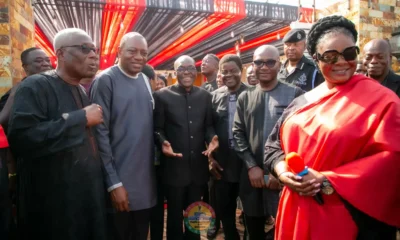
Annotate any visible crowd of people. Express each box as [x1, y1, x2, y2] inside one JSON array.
[[0, 15, 399, 240]]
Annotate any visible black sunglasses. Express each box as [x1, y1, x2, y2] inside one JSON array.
[[61, 45, 99, 55], [316, 46, 359, 64], [253, 59, 277, 68]]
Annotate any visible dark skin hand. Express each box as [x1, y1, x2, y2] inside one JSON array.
[[275, 161, 320, 196], [162, 140, 183, 158], [265, 175, 282, 190], [110, 186, 130, 212], [202, 135, 219, 157], [248, 166, 266, 188], [208, 155, 223, 180]]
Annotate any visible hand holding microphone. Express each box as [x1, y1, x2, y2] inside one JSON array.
[[285, 152, 324, 205]]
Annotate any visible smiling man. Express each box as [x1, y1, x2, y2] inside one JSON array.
[[153, 55, 218, 240], [233, 45, 304, 240], [210, 54, 248, 240], [8, 28, 106, 240], [363, 39, 400, 97], [91, 32, 156, 240]]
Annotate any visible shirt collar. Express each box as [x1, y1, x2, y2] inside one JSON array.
[[117, 64, 139, 79], [283, 55, 308, 71]]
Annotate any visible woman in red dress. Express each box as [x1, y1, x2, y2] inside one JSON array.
[[264, 16, 400, 240]]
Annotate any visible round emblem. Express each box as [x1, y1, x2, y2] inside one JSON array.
[[297, 32, 302, 40], [184, 201, 216, 234]]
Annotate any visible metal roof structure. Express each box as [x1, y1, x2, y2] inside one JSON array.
[[33, 0, 307, 70]]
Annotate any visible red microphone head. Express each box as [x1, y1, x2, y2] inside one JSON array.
[[285, 152, 305, 174]]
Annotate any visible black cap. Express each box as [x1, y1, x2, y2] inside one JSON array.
[[283, 29, 306, 43]]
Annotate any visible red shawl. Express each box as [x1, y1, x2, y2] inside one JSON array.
[[0, 125, 8, 148], [276, 75, 400, 239]]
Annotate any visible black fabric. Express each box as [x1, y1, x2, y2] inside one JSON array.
[[342, 199, 397, 240], [244, 215, 266, 240], [0, 148, 11, 239], [165, 184, 204, 240], [382, 71, 400, 98], [0, 89, 10, 112], [215, 180, 240, 240], [211, 84, 248, 182], [108, 208, 152, 240], [150, 166, 165, 240], [153, 84, 215, 187], [278, 56, 324, 92], [8, 72, 107, 240], [282, 29, 306, 43], [201, 80, 218, 93], [208, 178, 221, 230]]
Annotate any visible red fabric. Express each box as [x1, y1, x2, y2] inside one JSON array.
[[276, 75, 400, 240], [0, 125, 9, 148]]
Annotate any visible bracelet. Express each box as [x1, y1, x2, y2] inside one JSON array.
[[8, 173, 17, 178]]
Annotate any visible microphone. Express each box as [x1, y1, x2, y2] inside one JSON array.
[[285, 152, 324, 205]]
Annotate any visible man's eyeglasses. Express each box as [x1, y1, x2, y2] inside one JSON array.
[[176, 66, 197, 72], [253, 59, 277, 68], [61, 45, 99, 55], [316, 46, 359, 64]]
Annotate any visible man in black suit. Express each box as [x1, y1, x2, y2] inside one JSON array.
[[363, 39, 400, 97], [153, 55, 218, 240]]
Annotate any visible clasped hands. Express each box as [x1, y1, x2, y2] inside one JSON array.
[[278, 167, 325, 197]]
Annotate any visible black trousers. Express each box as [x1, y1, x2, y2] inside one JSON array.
[[107, 208, 151, 240], [215, 180, 240, 240], [208, 178, 221, 229], [165, 184, 204, 240], [244, 215, 266, 240], [150, 166, 165, 240]]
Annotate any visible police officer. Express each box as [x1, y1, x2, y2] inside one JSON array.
[[278, 29, 323, 91]]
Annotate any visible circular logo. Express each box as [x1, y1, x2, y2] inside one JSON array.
[[183, 201, 216, 234]]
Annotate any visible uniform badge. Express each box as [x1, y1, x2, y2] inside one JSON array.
[[297, 32, 302, 40], [296, 73, 307, 86]]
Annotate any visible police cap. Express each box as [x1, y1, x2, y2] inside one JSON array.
[[283, 29, 306, 43]]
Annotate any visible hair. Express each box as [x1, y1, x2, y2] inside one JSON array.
[[307, 15, 358, 57], [120, 32, 147, 49], [21, 47, 41, 65], [157, 74, 167, 86], [204, 54, 220, 63], [142, 64, 155, 80], [53, 28, 91, 51], [219, 54, 242, 70]]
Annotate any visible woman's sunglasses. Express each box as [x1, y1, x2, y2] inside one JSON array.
[[316, 46, 360, 64]]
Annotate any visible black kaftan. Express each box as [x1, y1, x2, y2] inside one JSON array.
[[7, 71, 107, 240]]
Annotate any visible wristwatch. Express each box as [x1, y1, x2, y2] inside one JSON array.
[[321, 178, 335, 195]]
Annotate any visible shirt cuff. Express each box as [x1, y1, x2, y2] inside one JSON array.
[[107, 182, 123, 192]]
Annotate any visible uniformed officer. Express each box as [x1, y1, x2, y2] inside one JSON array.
[[278, 29, 324, 91]]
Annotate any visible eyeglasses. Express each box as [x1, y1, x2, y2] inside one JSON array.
[[253, 59, 278, 68], [316, 46, 359, 64], [61, 45, 99, 55], [176, 66, 197, 72]]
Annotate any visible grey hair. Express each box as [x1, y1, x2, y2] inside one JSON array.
[[174, 55, 195, 71], [119, 32, 147, 49], [53, 28, 91, 51]]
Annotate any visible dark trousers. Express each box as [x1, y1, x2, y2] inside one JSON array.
[[165, 184, 204, 240], [244, 215, 266, 240], [215, 181, 240, 240], [107, 208, 151, 240], [208, 178, 221, 229], [150, 166, 165, 240], [0, 149, 10, 239]]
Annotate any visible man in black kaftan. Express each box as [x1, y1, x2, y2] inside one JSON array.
[[7, 28, 107, 240]]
